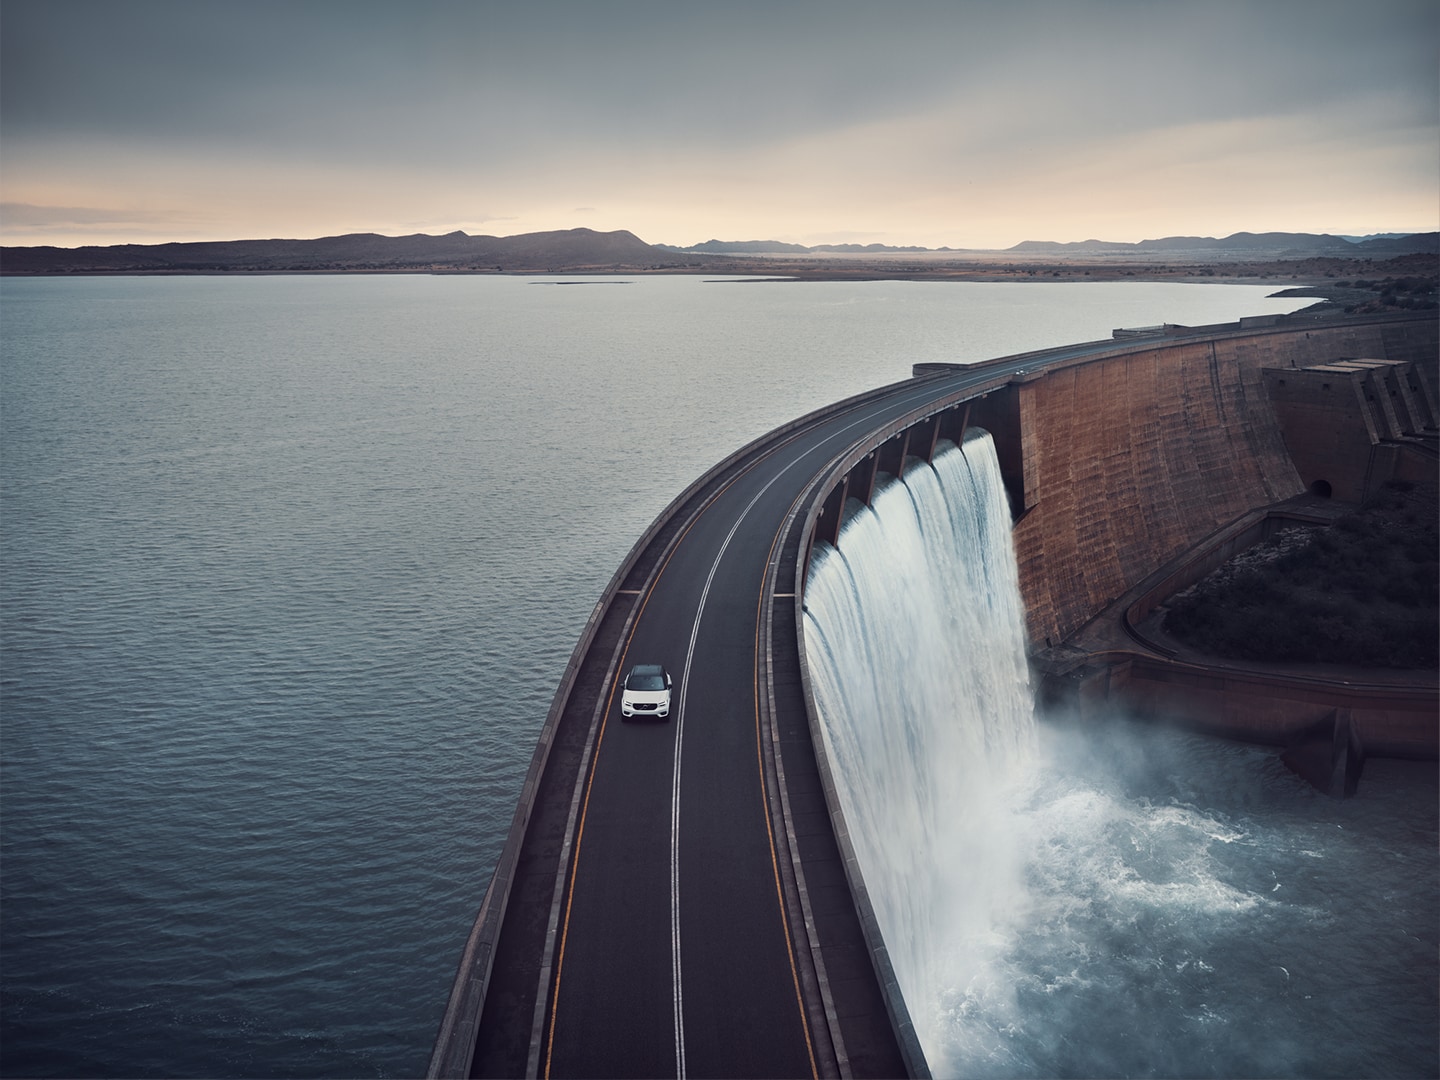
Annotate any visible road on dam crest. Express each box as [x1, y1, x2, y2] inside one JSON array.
[[457, 335, 1133, 1079]]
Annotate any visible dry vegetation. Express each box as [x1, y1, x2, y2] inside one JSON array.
[[1164, 482, 1439, 669]]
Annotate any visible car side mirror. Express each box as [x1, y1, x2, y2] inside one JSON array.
[[665, 675, 672, 688]]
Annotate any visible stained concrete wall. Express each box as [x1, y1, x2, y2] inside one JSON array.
[[1262, 359, 1438, 503], [1010, 317, 1440, 647]]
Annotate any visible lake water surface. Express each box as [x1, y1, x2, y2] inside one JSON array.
[[4, 275, 1431, 1078]]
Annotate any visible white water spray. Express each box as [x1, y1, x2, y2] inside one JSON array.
[[802, 430, 1038, 1067], [804, 429, 1439, 1078]]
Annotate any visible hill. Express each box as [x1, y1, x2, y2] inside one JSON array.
[[666, 239, 947, 255], [5, 227, 1435, 277], [1007, 231, 1438, 258], [663, 231, 1438, 259], [0, 228, 709, 274]]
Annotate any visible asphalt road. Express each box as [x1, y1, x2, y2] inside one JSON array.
[[537, 358, 1037, 1079]]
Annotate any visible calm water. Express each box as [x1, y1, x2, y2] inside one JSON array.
[[3, 274, 1402, 1078]]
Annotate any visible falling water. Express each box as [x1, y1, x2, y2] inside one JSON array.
[[803, 430, 1037, 1064], [802, 431, 1438, 1080]]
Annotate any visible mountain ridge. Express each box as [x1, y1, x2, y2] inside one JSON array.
[[3, 227, 1435, 274], [0, 227, 706, 274], [669, 231, 1437, 257], [1007, 231, 1437, 256]]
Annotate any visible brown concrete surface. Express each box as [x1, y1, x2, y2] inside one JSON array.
[[1262, 357, 1438, 503], [1009, 317, 1438, 648]]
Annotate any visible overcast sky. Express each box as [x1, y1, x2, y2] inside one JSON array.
[[2, 0, 1436, 249]]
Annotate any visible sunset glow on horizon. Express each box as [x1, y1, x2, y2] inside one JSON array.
[[3, 0, 1436, 250]]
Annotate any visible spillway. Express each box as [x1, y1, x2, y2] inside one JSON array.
[[801, 426, 1437, 1080], [802, 429, 1037, 1069]]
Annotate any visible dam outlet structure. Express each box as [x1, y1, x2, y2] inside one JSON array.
[[802, 430, 1038, 1069]]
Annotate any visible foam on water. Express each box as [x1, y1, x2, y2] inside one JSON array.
[[803, 431, 1438, 1078]]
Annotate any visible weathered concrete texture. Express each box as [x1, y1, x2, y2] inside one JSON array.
[[1263, 358, 1438, 503], [1012, 319, 1440, 647], [1280, 709, 1365, 798]]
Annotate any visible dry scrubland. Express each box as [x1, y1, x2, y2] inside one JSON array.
[[1165, 482, 1440, 670]]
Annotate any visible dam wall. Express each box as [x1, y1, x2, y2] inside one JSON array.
[[996, 316, 1438, 647], [438, 309, 1434, 1077]]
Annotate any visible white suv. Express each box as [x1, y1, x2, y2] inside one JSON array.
[[620, 664, 672, 720]]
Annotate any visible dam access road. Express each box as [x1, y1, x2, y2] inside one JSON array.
[[433, 331, 1153, 1080], [432, 309, 1437, 1080]]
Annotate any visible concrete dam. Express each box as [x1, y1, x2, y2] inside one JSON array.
[[432, 310, 1438, 1078]]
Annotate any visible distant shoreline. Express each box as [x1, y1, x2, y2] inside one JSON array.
[[5, 257, 1434, 319], [3, 225, 1433, 291], [1, 253, 1427, 282]]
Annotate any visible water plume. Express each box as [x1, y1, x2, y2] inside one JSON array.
[[802, 430, 1037, 1064]]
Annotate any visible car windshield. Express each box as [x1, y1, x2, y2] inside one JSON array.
[[627, 673, 667, 691]]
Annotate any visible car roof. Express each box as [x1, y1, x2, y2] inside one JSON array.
[[629, 663, 666, 676]]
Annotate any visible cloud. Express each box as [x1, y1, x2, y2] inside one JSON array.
[[0, 202, 213, 243], [1, 0, 1435, 248], [0, 201, 196, 225]]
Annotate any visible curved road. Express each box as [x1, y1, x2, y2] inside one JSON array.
[[454, 329, 1187, 1079], [534, 358, 1034, 1078]]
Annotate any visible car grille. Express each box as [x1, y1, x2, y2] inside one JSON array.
[[632, 702, 657, 711]]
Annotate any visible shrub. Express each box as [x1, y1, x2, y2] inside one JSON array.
[[1163, 484, 1438, 669]]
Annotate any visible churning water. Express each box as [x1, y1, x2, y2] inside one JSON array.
[[803, 436, 1438, 1078]]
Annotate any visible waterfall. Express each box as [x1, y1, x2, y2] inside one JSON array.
[[802, 429, 1038, 1067], [802, 430, 1437, 1079]]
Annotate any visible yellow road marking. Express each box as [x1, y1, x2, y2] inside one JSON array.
[[753, 528, 819, 1080], [545, 477, 738, 1078]]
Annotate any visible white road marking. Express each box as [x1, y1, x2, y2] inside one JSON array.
[[672, 464, 798, 1076], [666, 393, 949, 1076]]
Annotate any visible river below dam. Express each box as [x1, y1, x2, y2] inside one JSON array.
[[804, 440, 1436, 1076], [3, 273, 1433, 1078]]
